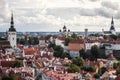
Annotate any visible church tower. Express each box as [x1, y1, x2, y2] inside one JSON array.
[[110, 17, 116, 35], [8, 13, 16, 48]]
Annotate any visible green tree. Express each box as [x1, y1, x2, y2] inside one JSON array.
[[94, 73, 100, 79], [72, 57, 84, 67], [113, 62, 118, 69], [79, 49, 87, 59], [85, 66, 96, 72], [33, 37, 39, 45], [71, 32, 80, 39], [48, 42, 56, 48], [2, 77, 13, 80], [61, 52, 72, 59], [19, 38, 25, 45], [45, 35, 52, 40], [17, 38, 20, 43], [13, 60, 22, 68], [68, 64, 80, 73], [65, 37, 72, 46], [103, 35, 108, 39], [98, 67, 107, 76], [91, 45, 99, 61], [53, 45, 64, 58], [113, 62, 120, 75], [110, 34, 117, 40], [113, 62, 120, 69]]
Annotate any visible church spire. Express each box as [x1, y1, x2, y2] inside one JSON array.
[[110, 17, 115, 31], [9, 12, 16, 32], [11, 12, 14, 28], [111, 16, 114, 24]]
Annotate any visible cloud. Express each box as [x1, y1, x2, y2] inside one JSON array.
[[0, 0, 120, 32], [89, 0, 99, 2], [95, 7, 114, 18], [0, 0, 10, 23], [101, 1, 119, 10]]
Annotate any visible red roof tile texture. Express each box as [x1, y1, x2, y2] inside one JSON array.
[[1, 61, 15, 67]]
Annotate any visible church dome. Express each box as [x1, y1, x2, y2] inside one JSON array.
[[63, 25, 66, 29]]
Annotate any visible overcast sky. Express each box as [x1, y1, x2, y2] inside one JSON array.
[[0, 0, 120, 32]]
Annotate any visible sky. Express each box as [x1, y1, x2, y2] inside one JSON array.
[[0, 0, 120, 32]]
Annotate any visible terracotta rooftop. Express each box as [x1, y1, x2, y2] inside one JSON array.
[[107, 54, 116, 60], [48, 48, 54, 52], [69, 39, 84, 44], [23, 48, 36, 55], [0, 41, 10, 46], [39, 36, 45, 40], [17, 44, 24, 49], [57, 36, 66, 40], [1, 60, 16, 68]]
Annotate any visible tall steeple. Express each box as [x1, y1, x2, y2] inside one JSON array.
[[111, 17, 114, 24], [8, 12, 17, 48], [9, 12, 16, 32], [110, 17, 115, 31], [11, 13, 14, 28]]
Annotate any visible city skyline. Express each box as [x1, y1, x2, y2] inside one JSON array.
[[0, 0, 120, 32]]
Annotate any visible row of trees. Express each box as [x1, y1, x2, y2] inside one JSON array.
[[17, 37, 39, 45], [80, 45, 99, 61], [48, 42, 72, 59], [66, 57, 96, 73], [65, 57, 84, 73], [2, 74, 20, 80]]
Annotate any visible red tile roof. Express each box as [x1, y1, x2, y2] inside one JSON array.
[[1, 61, 15, 67], [17, 44, 24, 49], [70, 39, 85, 44], [107, 54, 116, 60], [0, 41, 10, 46], [39, 36, 45, 40], [57, 36, 66, 40], [48, 48, 54, 52], [23, 48, 36, 55]]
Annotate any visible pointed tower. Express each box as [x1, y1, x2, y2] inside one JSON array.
[[8, 13, 17, 48], [110, 17, 116, 35]]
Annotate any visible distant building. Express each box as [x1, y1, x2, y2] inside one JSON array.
[[84, 28, 88, 39], [68, 39, 85, 58], [39, 36, 46, 46], [103, 17, 116, 35], [59, 25, 70, 37], [55, 36, 66, 48], [8, 13, 17, 48]]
